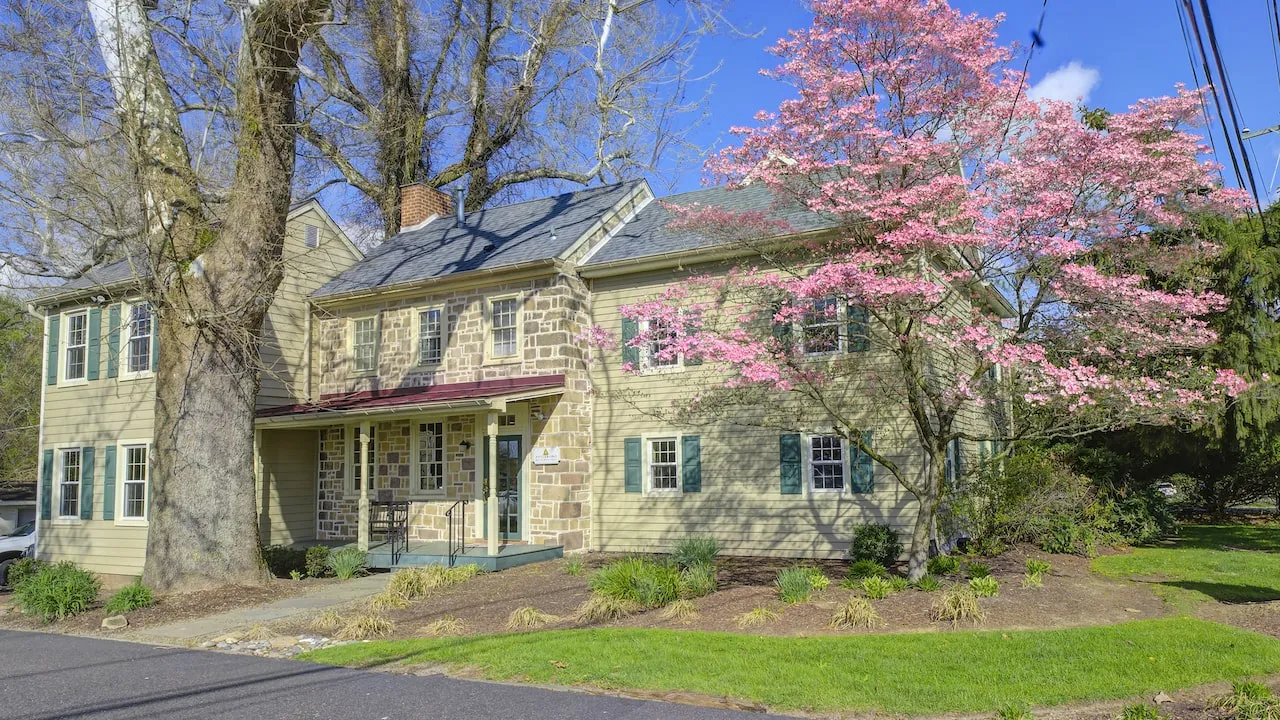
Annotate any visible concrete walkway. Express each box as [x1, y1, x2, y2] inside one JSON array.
[[134, 574, 390, 644]]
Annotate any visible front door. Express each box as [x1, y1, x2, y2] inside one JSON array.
[[485, 435, 523, 540]]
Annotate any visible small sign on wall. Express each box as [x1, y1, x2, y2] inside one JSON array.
[[533, 446, 561, 465]]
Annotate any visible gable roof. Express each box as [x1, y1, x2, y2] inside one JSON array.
[[311, 180, 645, 299], [581, 182, 839, 267]]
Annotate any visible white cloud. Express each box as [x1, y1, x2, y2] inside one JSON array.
[[1028, 61, 1101, 104]]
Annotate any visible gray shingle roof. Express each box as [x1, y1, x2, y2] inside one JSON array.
[[312, 181, 644, 298], [582, 183, 839, 266], [54, 257, 145, 292]]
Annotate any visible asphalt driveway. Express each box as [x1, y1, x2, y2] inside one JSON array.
[[0, 630, 791, 719]]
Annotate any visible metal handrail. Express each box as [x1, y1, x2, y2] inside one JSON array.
[[445, 499, 467, 568]]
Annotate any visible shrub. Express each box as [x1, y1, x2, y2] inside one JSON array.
[[326, 548, 368, 580], [848, 559, 889, 580], [969, 576, 999, 597], [6, 557, 46, 588], [965, 561, 992, 578], [1116, 704, 1166, 720], [848, 523, 902, 566], [931, 586, 983, 624], [574, 594, 637, 623], [420, 616, 467, 637], [735, 606, 779, 628], [660, 599, 699, 621], [861, 575, 893, 599], [591, 557, 681, 608], [305, 545, 332, 578], [1025, 558, 1052, 576], [506, 606, 558, 631], [776, 566, 826, 604], [15, 562, 101, 622], [671, 536, 719, 569], [1021, 573, 1044, 589], [926, 555, 960, 576], [830, 597, 881, 629], [678, 563, 717, 599], [260, 545, 307, 578], [564, 556, 584, 577], [912, 574, 942, 592], [336, 613, 393, 640], [104, 580, 155, 614]]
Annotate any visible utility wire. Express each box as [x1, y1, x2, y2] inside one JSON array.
[[1197, 0, 1267, 217], [1175, 0, 1222, 175], [998, 0, 1049, 149], [1181, 1, 1249, 193]]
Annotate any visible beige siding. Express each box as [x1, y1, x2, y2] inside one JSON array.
[[587, 264, 927, 559], [256, 429, 318, 545], [258, 207, 363, 409]]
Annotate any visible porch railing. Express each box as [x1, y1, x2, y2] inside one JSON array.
[[446, 499, 467, 568]]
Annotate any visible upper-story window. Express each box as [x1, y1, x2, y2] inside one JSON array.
[[642, 317, 680, 369], [802, 298, 840, 355], [489, 296, 519, 359], [352, 316, 379, 374], [64, 311, 88, 381], [125, 303, 152, 375], [418, 307, 444, 366]]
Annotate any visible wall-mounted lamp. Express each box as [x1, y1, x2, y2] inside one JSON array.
[[532, 409, 547, 421], [459, 439, 473, 451]]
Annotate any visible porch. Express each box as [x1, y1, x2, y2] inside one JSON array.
[[304, 539, 563, 572]]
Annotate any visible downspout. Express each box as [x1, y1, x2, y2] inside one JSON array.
[[33, 307, 49, 560], [303, 300, 313, 403]]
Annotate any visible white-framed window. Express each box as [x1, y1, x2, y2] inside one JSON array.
[[648, 437, 680, 492], [58, 447, 82, 518], [802, 298, 840, 355], [809, 435, 845, 491], [124, 302, 153, 376], [304, 225, 320, 249], [121, 444, 149, 521], [415, 421, 445, 494], [641, 317, 681, 370], [63, 310, 88, 382], [417, 307, 444, 366], [348, 424, 377, 494], [488, 296, 519, 359], [498, 413, 517, 428], [351, 316, 379, 374]]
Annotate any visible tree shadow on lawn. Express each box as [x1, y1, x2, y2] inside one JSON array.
[[1158, 580, 1280, 604], [1160, 525, 1280, 553]]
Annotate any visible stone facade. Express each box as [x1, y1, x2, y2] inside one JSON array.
[[308, 270, 594, 549]]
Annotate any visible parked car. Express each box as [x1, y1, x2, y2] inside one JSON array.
[[1154, 482, 1179, 497], [0, 520, 34, 588]]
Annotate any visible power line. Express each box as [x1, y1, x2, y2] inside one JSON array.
[[1175, 0, 1223, 175], [1196, 0, 1267, 217], [1180, 1, 1251, 196], [998, 0, 1049, 149]]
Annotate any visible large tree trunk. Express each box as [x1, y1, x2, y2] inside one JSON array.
[[89, 0, 330, 592], [905, 445, 946, 581]]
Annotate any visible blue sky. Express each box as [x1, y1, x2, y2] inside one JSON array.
[[673, 0, 1280, 203]]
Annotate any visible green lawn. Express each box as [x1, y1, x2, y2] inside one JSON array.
[[300, 618, 1280, 715], [1093, 524, 1280, 603]]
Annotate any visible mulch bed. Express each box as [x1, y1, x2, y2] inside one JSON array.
[[0, 577, 336, 637]]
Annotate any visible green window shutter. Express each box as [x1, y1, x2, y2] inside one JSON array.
[[621, 317, 639, 368], [623, 437, 642, 493], [46, 315, 59, 385], [847, 303, 869, 352], [771, 302, 792, 349], [681, 435, 701, 492], [683, 322, 702, 366], [86, 307, 101, 380], [151, 311, 159, 372], [106, 304, 121, 379], [40, 449, 53, 520], [851, 430, 875, 493], [780, 433, 802, 494], [80, 446, 95, 520], [102, 446, 117, 521]]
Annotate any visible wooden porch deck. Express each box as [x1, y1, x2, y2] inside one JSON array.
[[300, 539, 564, 572]]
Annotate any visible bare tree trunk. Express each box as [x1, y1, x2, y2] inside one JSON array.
[[906, 449, 945, 581]]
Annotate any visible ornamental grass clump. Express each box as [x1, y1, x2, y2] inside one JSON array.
[[861, 575, 894, 599], [1209, 681, 1280, 720], [104, 580, 155, 614], [735, 606, 779, 628], [326, 548, 367, 580], [847, 559, 889, 580], [660, 599, 699, 621], [776, 566, 827, 604], [336, 612, 393, 640], [965, 560, 992, 579], [912, 574, 942, 592], [927, 555, 961, 576], [386, 567, 434, 601], [591, 557, 681, 608], [931, 586, 984, 624], [573, 594, 638, 623], [420, 616, 467, 637], [830, 597, 881, 629], [678, 563, 717, 599], [671, 536, 719, 569], [1116, 703, 1166, 720], [506, 606, 558, 631]]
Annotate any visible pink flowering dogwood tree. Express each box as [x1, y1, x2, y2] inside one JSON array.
[[592, 0, 1252, 578]]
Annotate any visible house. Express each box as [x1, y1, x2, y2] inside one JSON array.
[[30, 181, 999, 584]]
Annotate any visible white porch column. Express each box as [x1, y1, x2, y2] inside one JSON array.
[[357, 420, 371, 552], [486, 409, 499, 557], [472, 412, 485, 537]]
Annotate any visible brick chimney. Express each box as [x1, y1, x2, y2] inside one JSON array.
[[399, 183, 452, 230]]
